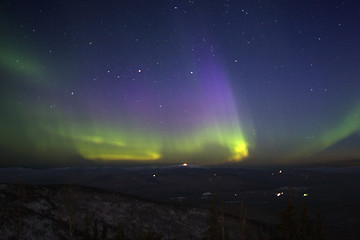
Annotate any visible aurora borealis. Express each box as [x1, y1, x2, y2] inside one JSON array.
[[1, 0, 360, 167]]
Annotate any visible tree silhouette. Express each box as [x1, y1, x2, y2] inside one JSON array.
[[239, 200, 247, 240], [204, 194, 222, 240], [64, 185, 77, 240], [298, 199, 312, 240], [141, 228, 163, 240], [280, 192, 297, 240], [314, 212, 325, 240], [113, 223, 126, 240], [93, 219, 99, 240], [14, 183, 27, 240], [101, 223, 108, 240], [82, 214, 92, 240]]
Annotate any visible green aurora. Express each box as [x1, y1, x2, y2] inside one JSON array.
[[1, 1, 360, 167], [2, 46, 360, 166]]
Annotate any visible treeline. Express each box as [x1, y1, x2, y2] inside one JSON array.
[[0, 184, 164, 240], [74, 216, 163, 240], [52, 186, 164, 240], [279, 193, 325, 240], [0, 184, 326, 240], [203, 192, 326, 240]]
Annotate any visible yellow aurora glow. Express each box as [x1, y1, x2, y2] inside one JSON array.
[[65, 122, 250, 163]]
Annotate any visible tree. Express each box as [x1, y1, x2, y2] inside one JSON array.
[[204, 194, 222, 240], [141, 228, 163, 240], [101, 223, 108, 240], [280, 192, 297, 240], [64, 185, 77, 240], [93, 219, 99, 240], [239, 200, 247, 240], [113, 223, 126, 240], [82, 214, 92, 240], [14, 183, 27, 240], [314, 212, 325, 240], [298, 199, 312, 240], [219, 202, 229, 240]]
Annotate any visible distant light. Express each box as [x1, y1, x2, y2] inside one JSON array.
[[279, 170, 282, 174], [182, 163, 188, 167], [303, 193, 308, 197], [202, 192, 212, 197], [138, 69, 142, 73], [213, 173, 217, 177], [152, 174, 156, 177], [276, 192, 284, 197]]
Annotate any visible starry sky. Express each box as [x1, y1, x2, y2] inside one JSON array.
[[1, 0, 360, 167]]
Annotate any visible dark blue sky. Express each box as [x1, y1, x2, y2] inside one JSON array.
[[1, 0, 360, 167]]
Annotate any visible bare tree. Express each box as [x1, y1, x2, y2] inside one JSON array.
[[101, 222, 108, 240], [64, 185, 77, 240], [239, 200, 247, 240], [314, 212, 325, 240], [82, 214, 92, 240], [298, 199, 312, 240], [14, 183, 27, 240], [93, 219, 99, 240], [281, 192, 297, 240], [204, 194, 222, 240]]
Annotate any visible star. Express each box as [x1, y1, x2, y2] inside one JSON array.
[[2, 0, 360, 169]]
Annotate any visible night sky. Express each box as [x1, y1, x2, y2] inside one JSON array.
[[1, 0, 360, 167]]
